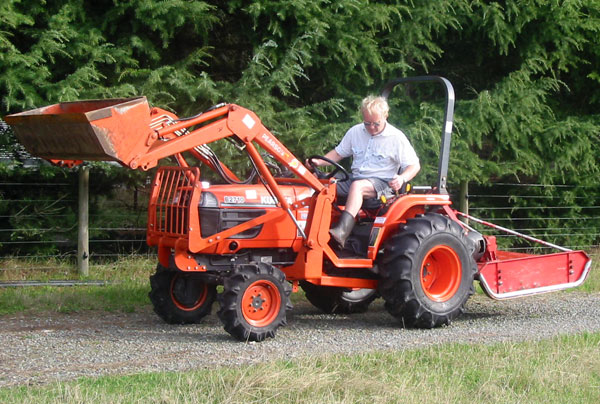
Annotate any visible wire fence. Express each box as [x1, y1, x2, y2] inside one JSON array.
[[0, 179, 153, 270], [0, 181, 598, 272], [460, 182, 600, 256]]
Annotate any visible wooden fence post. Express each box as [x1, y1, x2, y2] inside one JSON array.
[[78, 166, 89, 276]]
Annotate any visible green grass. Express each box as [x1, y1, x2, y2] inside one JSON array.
[[0, 252, 599, 316], [0, 256, 155, 315], [1, 332, 599, 403], [576, 251, 600, 292], [0, 283, 150, 315], [0, 256, 314, 315], [0, 255, 156, 282], [1, 256, 599, 402]]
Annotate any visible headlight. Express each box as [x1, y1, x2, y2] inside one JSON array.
[[200, 191, 218, 207]]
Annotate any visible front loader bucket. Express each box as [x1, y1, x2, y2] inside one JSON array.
[[4, 97, 151, 166]]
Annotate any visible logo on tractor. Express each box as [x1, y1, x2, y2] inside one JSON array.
[[242, 114, 256, 129], [289, 158, 307, 175], [261, 196, 277, 205], [260, 195, 293, 205], [261, 133, 287, 158]]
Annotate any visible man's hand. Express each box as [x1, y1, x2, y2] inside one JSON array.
[[389, 174, 405, 192], [305, 157, 325, 168]]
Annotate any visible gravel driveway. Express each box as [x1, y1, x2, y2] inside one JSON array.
[[1, 292, 600, 387]]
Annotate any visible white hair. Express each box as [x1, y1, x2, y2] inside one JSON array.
[[361, 95, 389, 117]]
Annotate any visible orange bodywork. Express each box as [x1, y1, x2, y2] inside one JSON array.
[[144, 157, 452, 289], [5, 96, 592, 296], [0, 98, 485, 291], [4, 97, 152, 164], [476, 236, 591, 299]]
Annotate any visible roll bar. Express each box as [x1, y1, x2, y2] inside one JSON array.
[[381, 76, 455, 194]]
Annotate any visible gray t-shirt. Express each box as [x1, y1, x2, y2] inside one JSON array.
[[334, 122, 419, 180]]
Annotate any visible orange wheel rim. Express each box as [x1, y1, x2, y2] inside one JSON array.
[[170, 275, 208, 311], [241, 280, 281, 327], [420, 245, 461, 302]]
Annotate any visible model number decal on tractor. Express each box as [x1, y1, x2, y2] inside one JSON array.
[[224, 196, 245, 204]]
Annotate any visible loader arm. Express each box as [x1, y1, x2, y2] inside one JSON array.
[[142, 103, 330, 269], [141, 104, 325, 192], [148, 107, 243, 183], [6, 98, 324, 192], [6, 98, 332, 270]]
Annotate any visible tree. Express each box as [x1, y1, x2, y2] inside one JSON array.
[[1, 0, 599, 251]]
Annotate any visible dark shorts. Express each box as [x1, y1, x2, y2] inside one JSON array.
[[336, 175, 392, 199]]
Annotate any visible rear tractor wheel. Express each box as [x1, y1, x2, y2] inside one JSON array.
[[149, 264, 217, 324], [218, 263, 292, 342], [378, 213, 477, 328]]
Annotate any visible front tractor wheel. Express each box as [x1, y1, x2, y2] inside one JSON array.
[[149, 264, 217, 324], [378, 213, 477, 328], [218, 263, 292, 342]]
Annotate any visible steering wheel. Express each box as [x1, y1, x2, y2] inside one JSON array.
[[306, 155, 350, 182]]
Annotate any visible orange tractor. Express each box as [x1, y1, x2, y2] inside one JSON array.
[[5, 76, 591, 341]]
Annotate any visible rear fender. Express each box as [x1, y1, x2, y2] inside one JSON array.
[[367, 194, 451, 260]]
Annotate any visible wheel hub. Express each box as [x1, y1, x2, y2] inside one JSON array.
[[241, 280, 281, 326], [420, 245, 462, 302], [250, 294, 266, 311], [170, 274, 208, 311]]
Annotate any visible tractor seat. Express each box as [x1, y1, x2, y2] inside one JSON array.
[[335, 184, 433, 220], [335, 194, 390, 220]]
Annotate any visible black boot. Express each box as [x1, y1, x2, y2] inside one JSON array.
[[329, 211, 355, 248]]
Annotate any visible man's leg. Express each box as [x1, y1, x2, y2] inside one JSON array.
[[329, 179, 376, 247], [344, 179, 377, 216]]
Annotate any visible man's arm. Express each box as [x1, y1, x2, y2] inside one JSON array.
[[307, 149, 343, 167], [389, 162, 420, 191]]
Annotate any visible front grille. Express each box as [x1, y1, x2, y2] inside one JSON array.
[[199, 208, 266, 239], [150, 167, 200, 237]]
